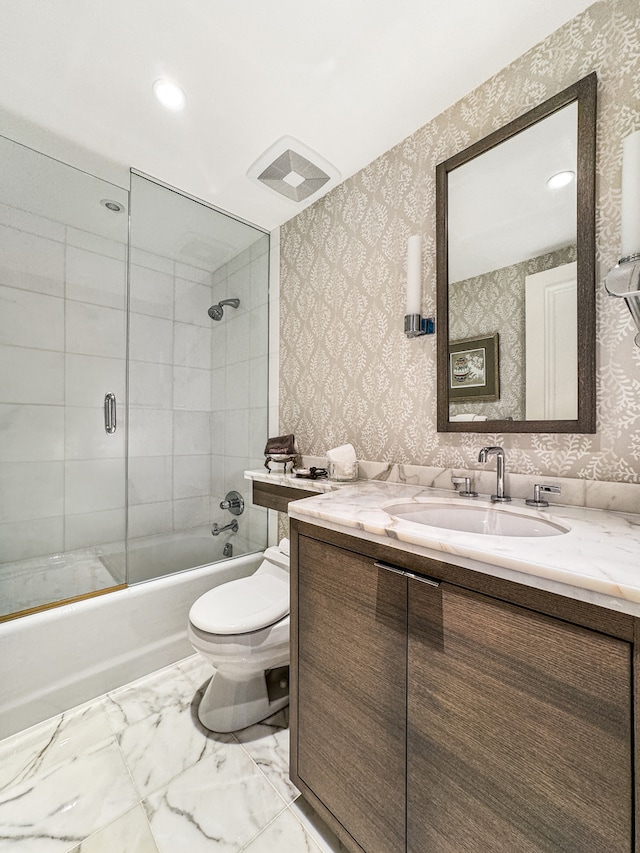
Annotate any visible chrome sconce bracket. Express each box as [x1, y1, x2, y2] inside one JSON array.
[[404, 314, 435, 338], [605, 253, 640, 348]]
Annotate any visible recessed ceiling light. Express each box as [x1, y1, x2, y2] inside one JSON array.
[[152, 79, 187, 111], [100, 198, 125, 213], [546, 170, 575, 190]]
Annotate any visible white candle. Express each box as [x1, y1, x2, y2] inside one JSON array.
[[406, 235, 422, 315], [621, 130, 640, 258]]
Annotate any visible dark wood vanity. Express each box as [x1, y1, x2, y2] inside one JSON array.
[[289, 517, 636, 853]]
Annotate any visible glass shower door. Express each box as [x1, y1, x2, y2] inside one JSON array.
[[0, 136, 128, 620]]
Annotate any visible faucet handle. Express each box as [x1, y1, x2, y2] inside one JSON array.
[[525, 483, 561, 508], [451, 476, 478, 498]]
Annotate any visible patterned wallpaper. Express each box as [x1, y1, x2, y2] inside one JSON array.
[[448, 246, 577, 421], [280, 0, 640, 483]]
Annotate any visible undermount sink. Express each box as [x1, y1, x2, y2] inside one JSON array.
[[385, 500, 570, 538]]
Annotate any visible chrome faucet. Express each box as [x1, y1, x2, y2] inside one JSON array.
[[478, 446, 511, 502], [211, 519, 239, 536]]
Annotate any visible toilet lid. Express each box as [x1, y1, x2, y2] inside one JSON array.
[[189, 574, 289, 634]]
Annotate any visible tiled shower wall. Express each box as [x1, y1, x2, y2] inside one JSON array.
[[127, 238, 269, 551], [0, 201, 127, 566]]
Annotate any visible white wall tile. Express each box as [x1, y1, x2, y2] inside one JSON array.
[[0, 461, 64, 523], [128, 456, 173, 505], [173, 366, 211, 411], [174, 455, 211, 500], [127, 501, 173, 539], [0, 345, 64, 404], [249, 407, 268, 458], [173, 411, 210, 456], [0, 225, 64, 297], [130, 264, 174, 319], [173, 322, 211, 368], [210, 411, 225, 454], [224, 313, 251, 365], [250, 253, 269, 309], [175, 279, 213, 327], [228, 264, 252, 309], [174, 262, 210, 285], [65, 354, 125, 406], [129, 248, 173, 275], [129, 361, 173, 409], [210, 368, 226, 407], [65, 508, 126, 551], [65, 227, 126, 261], [66, 246, 126, 309], [210, 322, 228, 368], [129, 313, 173, 364], [0, 286, 64, 351], [65, 459, 126, 514], [0, 202, 65, 242], [249, 307, 268, 359], [225, 360, 249, 410], [65, 407, 125, 460], [66, 301, 126, 358], [128, 409, 173, 457], [248, 356, 268, 409], [225, 409, 249, 457], [0, 404, 64, 462], [0, 516, 64, 563], [173, 495, 210, 531]]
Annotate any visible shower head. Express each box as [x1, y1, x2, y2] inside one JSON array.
[[208, 298, 240, 321]]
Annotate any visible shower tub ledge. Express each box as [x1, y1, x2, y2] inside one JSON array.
[[0, 549, 262, 740]]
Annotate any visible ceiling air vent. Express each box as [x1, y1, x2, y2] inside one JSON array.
[[247, 136, 340, 203]]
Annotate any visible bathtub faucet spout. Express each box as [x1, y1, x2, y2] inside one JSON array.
[[211, 519, 239, 536]]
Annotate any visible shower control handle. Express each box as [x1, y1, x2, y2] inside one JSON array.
[[104, 393, 117, 434], [220, 490, 245, 515]]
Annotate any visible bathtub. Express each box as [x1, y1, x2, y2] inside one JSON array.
[[0, 545, 263, 739]]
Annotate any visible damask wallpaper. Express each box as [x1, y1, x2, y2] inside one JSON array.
[[280, 0, 640, 483], [448, 246, 577, 421]]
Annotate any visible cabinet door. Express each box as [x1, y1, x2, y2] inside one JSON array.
[[295, 536, 407, 853], [407, 580, 633, 853]]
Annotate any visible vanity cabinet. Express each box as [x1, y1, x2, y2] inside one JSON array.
[[290, 521, 634, 853]]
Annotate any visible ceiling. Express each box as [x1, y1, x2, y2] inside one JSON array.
[[0, 0, 595, 232]]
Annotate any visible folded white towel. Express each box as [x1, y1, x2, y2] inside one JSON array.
[[326, 443, 357, 462], [450, 413, 488, 422]]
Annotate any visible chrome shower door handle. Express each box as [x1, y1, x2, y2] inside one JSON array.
[[104, 393, 117, 434]]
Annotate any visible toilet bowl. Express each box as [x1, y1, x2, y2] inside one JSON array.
[[187, 540, 290, 732]]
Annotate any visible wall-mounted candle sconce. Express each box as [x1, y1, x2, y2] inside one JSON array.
[[404, 235, 435, 338], [605, 130, 640, 347]]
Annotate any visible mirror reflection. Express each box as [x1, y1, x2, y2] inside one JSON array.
[[436, 74, 596, 433]]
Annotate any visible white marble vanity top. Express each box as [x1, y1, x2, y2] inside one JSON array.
[[282, 480, 640, 617]]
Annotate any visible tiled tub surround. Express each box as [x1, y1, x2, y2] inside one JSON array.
[[127, 235, 270, 576], [287, 480, 640, 617], [0, 656, 346, 853]]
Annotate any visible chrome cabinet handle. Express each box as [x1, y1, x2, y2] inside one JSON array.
[[104, 392, 117, 434], [374, 561, 441, 587]]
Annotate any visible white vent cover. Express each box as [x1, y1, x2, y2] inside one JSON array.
[[247, 136, 340, 203]]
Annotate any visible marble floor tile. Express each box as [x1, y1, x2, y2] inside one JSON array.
[[242, 806, 323, 852], [176, 654, 215, 691], [0, 738, 138, 852], [0, 701, 113, 794], [103, 664, 196, 734], [118, 690, 232, 799], [288, 797, 350, 853], [236, 708, 299, 804], [68, 805, 159, 853], [143, 740, 287, 853]]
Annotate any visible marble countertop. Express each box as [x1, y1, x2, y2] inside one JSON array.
[[246, 468, 355, 494], [283, 480, 640, 617]]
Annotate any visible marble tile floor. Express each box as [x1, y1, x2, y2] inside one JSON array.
[[0, 655, 348, 853]]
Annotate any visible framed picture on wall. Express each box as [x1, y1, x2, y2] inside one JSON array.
[[449, 333, 499, 402]]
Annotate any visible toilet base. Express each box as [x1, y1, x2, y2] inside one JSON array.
[[197, 668, 289, 732]]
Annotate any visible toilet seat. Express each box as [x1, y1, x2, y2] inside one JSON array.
[[189, 573, 288, 634]]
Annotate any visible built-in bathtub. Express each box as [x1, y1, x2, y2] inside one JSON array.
[[0, 542, 263, 739]]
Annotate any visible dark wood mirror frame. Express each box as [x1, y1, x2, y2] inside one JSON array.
[[436, 72, 597, 434]]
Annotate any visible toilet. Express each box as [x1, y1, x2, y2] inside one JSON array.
[[187, 539, 290, 732]]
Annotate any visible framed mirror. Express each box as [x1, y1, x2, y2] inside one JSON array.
[[436, 73, 596, 433]]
